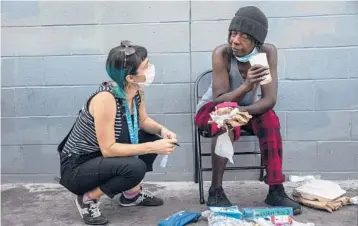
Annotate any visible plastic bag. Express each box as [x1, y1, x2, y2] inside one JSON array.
[[292, 180, 346, 202], [253, 218, 315, 226], [201, 210, 256, 226], [157, 211, 201, 226], [288, 175, 321, 182], [215, 132, 234, 164], [208, 206, 243, 219], [294, 195, 357, 213]]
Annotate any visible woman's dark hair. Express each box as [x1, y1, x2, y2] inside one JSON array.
[[226, 31, 263, 55], [106, 41, 148, 99]]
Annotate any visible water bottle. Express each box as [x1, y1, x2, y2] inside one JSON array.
[[160, 155, 169, 168]]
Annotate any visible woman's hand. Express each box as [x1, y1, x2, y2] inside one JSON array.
[[150, 138, 178, 155], [160, 127, 177, 139], [244, 65, 270, 91]]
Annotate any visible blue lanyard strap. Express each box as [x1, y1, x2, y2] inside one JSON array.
[[123, 99, 139, 144]]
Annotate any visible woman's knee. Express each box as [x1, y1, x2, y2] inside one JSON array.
[[127, 158, 147, 184]]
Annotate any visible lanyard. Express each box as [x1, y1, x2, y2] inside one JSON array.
[[123, 99, 139, 144]]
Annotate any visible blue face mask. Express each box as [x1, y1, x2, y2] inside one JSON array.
[[234, 47, 258, 63]]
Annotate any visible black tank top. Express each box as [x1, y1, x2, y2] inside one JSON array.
[[62, 82, 142, 158]]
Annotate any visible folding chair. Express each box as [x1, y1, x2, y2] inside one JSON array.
[[193, 69, 265, 204]]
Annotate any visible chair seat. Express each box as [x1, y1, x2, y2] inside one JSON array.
[[241, 129, 255, 136]]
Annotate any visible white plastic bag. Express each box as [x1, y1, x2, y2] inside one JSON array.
[[293, 180, 346, 202], [254, 218, 315, 226], [289, 175, 321, 182], [215, 132, 234, 164], [201, 210, 255, 226]]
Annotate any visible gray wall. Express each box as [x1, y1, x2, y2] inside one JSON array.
[[2, 1, 358, 183]]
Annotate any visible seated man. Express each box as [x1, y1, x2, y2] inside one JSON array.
[[194, 6, 301, 215]]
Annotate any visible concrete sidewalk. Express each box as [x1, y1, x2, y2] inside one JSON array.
[[1, 181, 358, 226]]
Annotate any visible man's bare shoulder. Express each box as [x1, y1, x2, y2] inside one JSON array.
[[262, 43, 277, 54], [213, 44, 230, 59]]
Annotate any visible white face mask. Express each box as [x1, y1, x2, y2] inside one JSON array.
[[138, 64, 155, 87], [234, 47, 258, 63]]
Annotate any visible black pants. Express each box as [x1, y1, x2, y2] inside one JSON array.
[[59, 131, 160, 198]]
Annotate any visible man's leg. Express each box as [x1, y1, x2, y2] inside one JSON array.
[[194, 102, 242, 206], [250, 110, 301, 215], [207, 128, 240, 207]]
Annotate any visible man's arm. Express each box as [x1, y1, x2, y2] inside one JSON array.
[[240, 44, 278, 115], [212, 45, 251, 104]]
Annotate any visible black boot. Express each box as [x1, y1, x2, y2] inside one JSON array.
[[206, 186, 232, 207], [265, 185, 302, 215]]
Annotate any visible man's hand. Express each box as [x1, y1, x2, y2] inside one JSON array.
[[244, 64, 270, 91], [208, 106, 252, 129], [225, 111, 252, 128]]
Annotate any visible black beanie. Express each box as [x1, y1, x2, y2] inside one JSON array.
[[229, 6, 268, 44]]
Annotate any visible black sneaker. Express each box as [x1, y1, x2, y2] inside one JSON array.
[[265, 185, 302, 215], [206, 186, 232, 207], [119, 189, 164, 207], [75, 195, 108, 225]]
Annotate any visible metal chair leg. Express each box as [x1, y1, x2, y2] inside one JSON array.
[[194, 127, 199, 184], [199, 170, 205, 204], [197, 131, 205, 204], [259, 154, 264, 182], [194, 161, 199, 183]]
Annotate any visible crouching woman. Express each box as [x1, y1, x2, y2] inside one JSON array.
[[58, 41, 178, 225]]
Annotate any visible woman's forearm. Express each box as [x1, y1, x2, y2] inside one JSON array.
[[140, 116, 164, 135], [102, 142, 154, 157]]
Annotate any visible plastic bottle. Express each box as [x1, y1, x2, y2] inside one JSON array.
[[160, 155, 169, 168]]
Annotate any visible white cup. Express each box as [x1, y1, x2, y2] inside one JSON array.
[[249, 52, 272, 85]]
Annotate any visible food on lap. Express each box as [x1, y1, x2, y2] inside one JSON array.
[[208, 102, 252, 129]]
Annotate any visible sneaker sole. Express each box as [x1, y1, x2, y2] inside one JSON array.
[[75, 198, 109, 225], [75, 198, 84, 219], [119, 201, 140, 207], [119, 201, 164, 207], [293, 208, 302, 215]]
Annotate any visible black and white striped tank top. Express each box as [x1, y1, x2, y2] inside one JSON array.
[[62, 82, 141, 156]]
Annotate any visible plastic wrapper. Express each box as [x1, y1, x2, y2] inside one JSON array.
[[288, 175, 321, 183], [157, 211, 201, 226], [201, 210, 257, 226], [209, 107, 252, 129], [292, 179, 346, 202], [209, 105, 252, 164], [215, 132, 234, 163], [293, 195, 358, 213], [292, 179, 358, 213], [242, 207, 293, 219], [253, 218, 315, 226], [208, 206, 243, 219]]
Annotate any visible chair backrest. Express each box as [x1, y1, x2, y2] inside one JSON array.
[[194, 69, 212, 104]]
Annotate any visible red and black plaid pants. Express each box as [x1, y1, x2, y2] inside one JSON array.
[[195, 102, 284, 185]]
